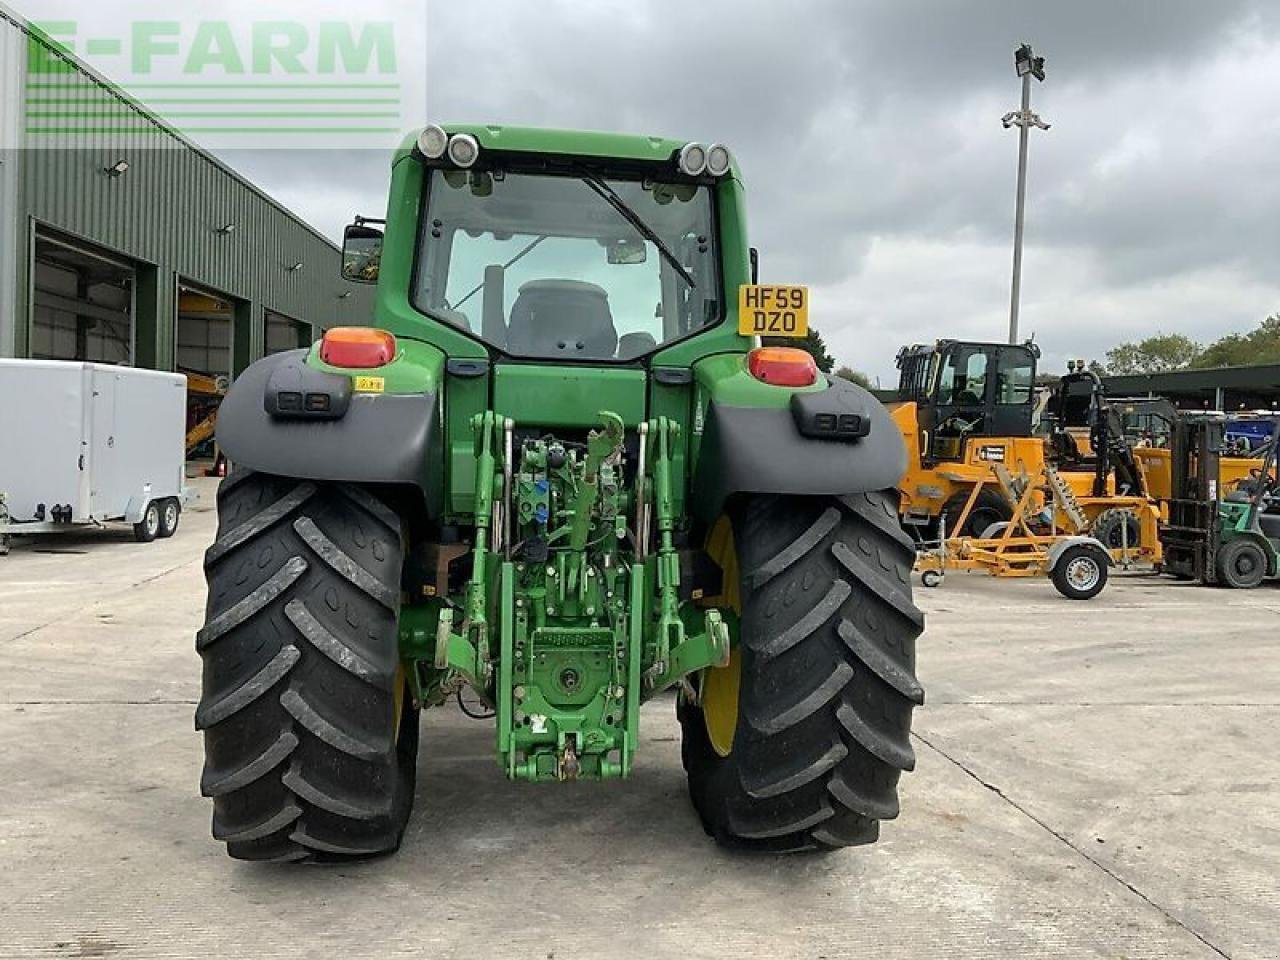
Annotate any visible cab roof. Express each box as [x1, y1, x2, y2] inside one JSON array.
[[395, 124, 689, 166]]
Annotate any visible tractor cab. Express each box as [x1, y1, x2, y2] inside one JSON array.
[[895, 339, 1038, 464]]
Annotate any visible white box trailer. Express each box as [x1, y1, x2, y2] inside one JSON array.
[[0, 360, 188, 550]]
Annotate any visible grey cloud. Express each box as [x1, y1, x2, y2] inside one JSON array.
[[210, 1, 1280, 380]]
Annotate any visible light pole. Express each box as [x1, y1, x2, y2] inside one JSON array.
[[1002, 43, 1049, 345]]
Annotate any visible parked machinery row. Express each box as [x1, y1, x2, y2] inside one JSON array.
[[888, 338, 1275, 594]]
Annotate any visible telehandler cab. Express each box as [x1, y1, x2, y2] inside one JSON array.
[[196, 125, 925, 861], [891, 339, 1044, 538]]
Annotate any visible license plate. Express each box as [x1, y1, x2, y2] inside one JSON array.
[[738, 284, 809, 338]]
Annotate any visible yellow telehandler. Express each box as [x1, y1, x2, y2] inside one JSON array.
[[887, 340, 1160, 561]]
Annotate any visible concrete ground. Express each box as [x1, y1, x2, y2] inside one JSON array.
[[0, 476, 1276, 959]]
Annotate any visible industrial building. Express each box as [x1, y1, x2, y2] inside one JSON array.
[[1104, 363, 1280, 412], [0, 4, 375, 401]]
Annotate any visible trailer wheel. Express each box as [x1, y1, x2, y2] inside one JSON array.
[[196, 470, 417, 862], [134, 501, 161, 543], [921, 569, 943, 588], [1050, 544, 1108, 600], [1215, 538, 1267, 589], [679, 491, 925, 851], [157, 498, 181, 538]]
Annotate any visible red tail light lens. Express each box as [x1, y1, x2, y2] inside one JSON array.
[[747, 346, 818, 387], [320, 327, 396, 369]]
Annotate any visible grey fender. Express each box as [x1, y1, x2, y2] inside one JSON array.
[[690, 376, 907, 523], [1045, 536, 1113, 571], [215, 350, 441, 515]]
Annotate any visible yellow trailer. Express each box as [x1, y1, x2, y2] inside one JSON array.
[[915, 462, 1161, 599]]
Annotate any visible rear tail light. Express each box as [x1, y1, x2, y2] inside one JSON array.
[[320, 327, 396, 369], [747, 347, 818, 387]]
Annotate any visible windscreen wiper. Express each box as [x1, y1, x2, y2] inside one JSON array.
[[577, 172, 696, 289]]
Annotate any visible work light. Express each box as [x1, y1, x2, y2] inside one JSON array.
[[418, 124, 449, 160], [448, 133, 480, 169], [705, 143, 731, 177], [678, 142, 708, 176]]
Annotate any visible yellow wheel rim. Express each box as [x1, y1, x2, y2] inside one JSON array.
[[393, 662, 406, 741], [702, 646, 741, 758], [699, 514, 742, 758]]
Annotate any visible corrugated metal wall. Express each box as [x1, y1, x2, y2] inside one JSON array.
[[1, 7, 377, 370], [0, 10, 22, 356]]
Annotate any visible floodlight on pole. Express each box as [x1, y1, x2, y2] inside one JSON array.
[[1005, 43, 1049, 346]]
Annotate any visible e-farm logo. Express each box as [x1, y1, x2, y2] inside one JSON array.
[[20, 4, 425, 149]]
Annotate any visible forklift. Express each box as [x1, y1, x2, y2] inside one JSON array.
[[1161, 415, 1280, 588]]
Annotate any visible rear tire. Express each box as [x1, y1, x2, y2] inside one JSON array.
[[1215, 538, 1267, 589], [679, 491, 925, 852], [940, 489, 1010, 540], [196, 469, 418, 862]]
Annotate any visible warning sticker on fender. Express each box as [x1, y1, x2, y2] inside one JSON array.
[[353, 376, 385, 393]]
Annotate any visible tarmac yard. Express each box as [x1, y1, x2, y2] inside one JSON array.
[[0, 477, 1276, 959]]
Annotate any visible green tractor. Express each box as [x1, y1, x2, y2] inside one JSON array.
[[1162, 414, 1280, 587], [196, 124, 924, 861]]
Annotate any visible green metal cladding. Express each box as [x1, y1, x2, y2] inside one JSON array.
[[0, 7, 374, 366]]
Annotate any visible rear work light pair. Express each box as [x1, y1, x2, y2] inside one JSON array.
[[417, 124, 480, 169]]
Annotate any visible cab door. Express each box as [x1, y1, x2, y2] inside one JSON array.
[[987, 346, 1036, 437], [928, 344, 994, 461]]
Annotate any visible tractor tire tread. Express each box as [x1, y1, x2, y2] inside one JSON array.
[[195, 557, 308, 651], [196, 471, 415, 862], [204, 481, 316, 565], [680, 490, 924, 852], [200, 730, 298, 797], [283, 599, 389, 685], [194, 644, 300, 730], [293, 516, 398, 609]]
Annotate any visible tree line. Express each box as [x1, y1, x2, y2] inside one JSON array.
[[1095, 315, 1280, 376]]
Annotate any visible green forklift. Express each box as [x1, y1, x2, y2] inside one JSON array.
[[1161, 414, 1280, 588]]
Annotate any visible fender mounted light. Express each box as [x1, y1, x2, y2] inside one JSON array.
[[320, 327, 396, 369], [747, 346, 818, 387]]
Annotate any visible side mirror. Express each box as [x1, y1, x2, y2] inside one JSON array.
[[342, 223, 383, 283], [749, 247, 759, 284], [605, 237, 647, 265]]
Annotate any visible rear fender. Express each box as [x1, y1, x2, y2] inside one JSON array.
[[689, 355, 907, 523], [215, 343, 445, 515]]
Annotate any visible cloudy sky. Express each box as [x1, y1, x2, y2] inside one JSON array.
[[221, 0, 1280, 385]]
